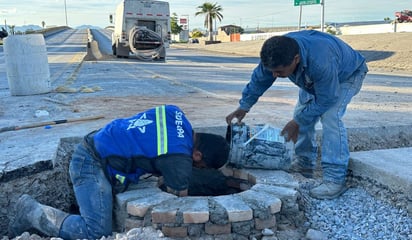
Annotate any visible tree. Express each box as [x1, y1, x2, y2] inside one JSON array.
[[191, 29, 203, 38], [195, 2, 223, 42], [170, 13, 183, 35], [9, 25, 15, 35]]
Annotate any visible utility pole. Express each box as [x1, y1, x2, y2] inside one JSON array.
[[64, 0, 68, 26], [321, 0, 325, 32]]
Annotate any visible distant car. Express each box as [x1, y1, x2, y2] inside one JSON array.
[[395, 10, 412, 23], [0, 27, 8, 39], [188, 38, 199, 44]]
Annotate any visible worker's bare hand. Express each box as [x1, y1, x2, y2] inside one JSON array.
[[281, 119, 299, 143], [226, 108, 248, 125]]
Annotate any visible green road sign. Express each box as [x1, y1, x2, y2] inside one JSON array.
[[294, 0, 321, 6]]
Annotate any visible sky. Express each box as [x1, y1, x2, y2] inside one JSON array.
[[1, 0, 411, 30]]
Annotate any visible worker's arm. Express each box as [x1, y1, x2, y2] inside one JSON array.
[[154, 154, 192, 197], [239, 62, 276, 111]]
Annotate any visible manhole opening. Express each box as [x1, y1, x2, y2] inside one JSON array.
[[157, 167, 256, 196]]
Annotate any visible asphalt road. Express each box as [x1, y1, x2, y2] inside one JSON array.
[[0, 29, 411, 130]]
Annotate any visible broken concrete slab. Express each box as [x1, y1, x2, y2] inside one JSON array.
[[349, 147, 412, 207]]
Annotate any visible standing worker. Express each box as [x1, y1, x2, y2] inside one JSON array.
[[226, 30, 368, 200], [9, 105, 230, 239]]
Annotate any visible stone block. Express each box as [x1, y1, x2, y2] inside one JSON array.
[[245, 169, 299, 189], [238, 189, 282, 214], [124, 218, 144, 231], [180, 197, 209, 223], [233, 168, 249, 180], [213, 195, 253, 222], [255, 215, 276, 230], [220, 166, 234, 177], [251, 183, 298, 210], [151, 209, 177, 224], [116, 187, 164, 210], [161, 226, 188, 238], [127, 191, 176, 217], [205, 222, 232, 235]]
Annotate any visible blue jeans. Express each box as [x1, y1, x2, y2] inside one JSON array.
[[59, 143, 113, 240], [294, 66, 367, 184]]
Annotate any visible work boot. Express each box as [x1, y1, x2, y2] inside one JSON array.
[[309, 182, 348, 200], [287, 161, 314, 178], [8, 194, 69, 238]]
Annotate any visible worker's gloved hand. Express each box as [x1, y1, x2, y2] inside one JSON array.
[[226, 108, 248, 125], [281, 119, 299, 143]]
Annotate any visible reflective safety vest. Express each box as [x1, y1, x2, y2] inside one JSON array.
[[93, 105, 193, 160], [92, 105, 193, 192]]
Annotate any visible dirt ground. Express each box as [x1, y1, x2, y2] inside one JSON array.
[[174, 32, 412, 75], [3, 32, 412, 132], [84, 32, 412, 127]]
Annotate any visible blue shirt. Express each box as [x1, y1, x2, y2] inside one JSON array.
[[93, 105, 193, 160], [239, 30, 368, 125]]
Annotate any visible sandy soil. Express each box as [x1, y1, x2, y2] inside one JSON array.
[[173, 32, 412, 75]]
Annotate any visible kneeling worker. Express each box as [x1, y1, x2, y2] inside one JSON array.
[[9, 104, 229, 239]]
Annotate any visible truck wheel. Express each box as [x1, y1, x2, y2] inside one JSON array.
[[112, 44, 117, 56]]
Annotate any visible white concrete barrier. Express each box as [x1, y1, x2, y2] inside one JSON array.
[[4, 34, 51, 96]]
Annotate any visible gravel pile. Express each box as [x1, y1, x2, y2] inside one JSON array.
[[4, 178, 412, 240], [300, 182, 412, 240]]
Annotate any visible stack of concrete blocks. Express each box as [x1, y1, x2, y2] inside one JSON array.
[[114, 167, 301, 239]]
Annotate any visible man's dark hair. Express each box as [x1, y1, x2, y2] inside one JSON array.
[[260, 35, 299, 69], [195, 133, 230, 169]]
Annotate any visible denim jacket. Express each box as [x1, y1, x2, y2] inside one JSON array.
[[239, 30, 368, 125]]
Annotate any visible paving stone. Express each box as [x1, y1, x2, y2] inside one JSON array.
[[233, 168, 249, 180], [127, 191, 176, 217], [116, 187, 164, 210], [238, 189, 282, 214], [244, 169, 299, 189], [350, 147, 412, 195], [251, 183, 298, 214], [124, 218, 144, 231], [180, 197, 209, 224], [161, 226, 188, 238], [255, 215, 276, 230], [205, 222, 232, 235], [213, 195, 253, 222]]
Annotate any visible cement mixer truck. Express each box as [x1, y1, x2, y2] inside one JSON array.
[[110, 0, 171, 60]]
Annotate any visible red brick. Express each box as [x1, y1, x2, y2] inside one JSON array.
[[233, 168, 249, 180], [162, 226, 188, 238], [205, 222, 232, 235], [124, 218, 143, 231], [254, 215, 276, 230], [152, 210, 177, 223]]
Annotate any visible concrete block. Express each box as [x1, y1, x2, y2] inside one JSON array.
[[349, 147, 412, 196], [251, 184, 299, 205], [244, 169, 299, 189], [116, 187, 164, 210], [161, 226, 188, 238], [127, 191, 176, 217], [151, 197, 206, 224], [213, 195, 253, 222], [124, 218, 144, 231], [233, 168, 249, 180], [180, 197, 209, 223], [239, 189, 282, 214], [205, 222, 232, 235], [255, 215, 276, 230], [152, 209, 177, 224], [220, 166, 234, 177]]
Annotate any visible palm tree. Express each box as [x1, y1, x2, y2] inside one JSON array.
[[195, 2, 223, 42]]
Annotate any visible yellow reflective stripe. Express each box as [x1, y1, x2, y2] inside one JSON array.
[[115, 174, 125, 184], [156, 106, 168, 155]]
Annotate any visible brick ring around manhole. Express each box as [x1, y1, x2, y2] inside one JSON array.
[[114, 166, 302, 239]]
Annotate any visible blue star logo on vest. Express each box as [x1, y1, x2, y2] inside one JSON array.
[[127, 113, 153, 133]]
